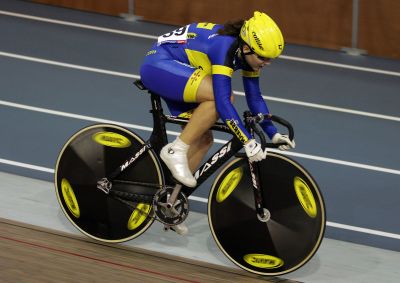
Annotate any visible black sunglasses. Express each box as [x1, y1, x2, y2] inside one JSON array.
[[243, 49, 272, 62], [256, 55, 272, 62]]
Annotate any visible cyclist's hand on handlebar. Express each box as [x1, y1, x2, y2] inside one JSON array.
[[272, 133, 296, 151], [244, 139, 267, 162]]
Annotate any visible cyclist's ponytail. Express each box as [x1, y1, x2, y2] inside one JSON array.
[[217, 19, 245, 37]]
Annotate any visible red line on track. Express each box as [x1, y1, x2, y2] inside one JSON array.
[[0, 235, 200, 283]]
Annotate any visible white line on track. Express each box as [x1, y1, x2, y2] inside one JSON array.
[[0, 158, 54, 173], [0, 51, 137, 79], [1, 156, 399, 240], [1, 51, 399, 123], [280, 55, 400, 77], [1, 10, 400, 77], [0, 10, 158, 40], [1, 99, 399, 176], [326, 221, 400, 240]]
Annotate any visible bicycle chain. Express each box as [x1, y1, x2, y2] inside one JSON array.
[[112, 195, 158, 222], [110, 186, 178, 225], [110, 190, 154, 203]]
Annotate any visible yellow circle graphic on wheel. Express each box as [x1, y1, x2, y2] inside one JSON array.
[[216, 167, 243, 203], [294, 176, 317, 218], [128, 203, 152, 230], [61, 178, 80, 218], [243, 254, 284, 269], [92, 132, 131, 148]]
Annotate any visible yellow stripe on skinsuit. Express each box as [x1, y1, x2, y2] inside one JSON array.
[[197, 23, 216, 30], [178, 109, 194, 119], [212, 65, 234, 77], [183, 68, 207, 103], [185, 49, 211, 74], [242, 70, 260, 77]]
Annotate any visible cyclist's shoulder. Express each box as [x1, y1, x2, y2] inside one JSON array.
[[185, 22, 237, 64], [188, 23, 235, 43], [188, 22, 223, 32]]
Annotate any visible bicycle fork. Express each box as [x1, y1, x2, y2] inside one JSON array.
[[248, 161, 271, 222]]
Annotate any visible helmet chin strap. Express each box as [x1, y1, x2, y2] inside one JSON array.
[[238, 39, 254, 69], [242, 47, 255, 56], [238, 37, 254, 54]]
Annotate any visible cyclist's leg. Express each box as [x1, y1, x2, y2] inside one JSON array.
[[162, 74, 218, 186], [187, 130, 213, 172], [182, 75, 238, 172], [180, 75, 217, 171], [140, 57, 198, 187], [179, 74, 217, 144], [161, 74, 232, 173], [140, 53, 226, 186], [167, 106, 214, 172]]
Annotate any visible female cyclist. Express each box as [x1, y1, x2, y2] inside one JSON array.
[[140, 11, 295, 192]]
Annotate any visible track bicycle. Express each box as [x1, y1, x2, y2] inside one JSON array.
[[54, 79, 326, 276]]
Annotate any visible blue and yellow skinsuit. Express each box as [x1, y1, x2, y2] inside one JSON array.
[[140, 23, 278, 143]]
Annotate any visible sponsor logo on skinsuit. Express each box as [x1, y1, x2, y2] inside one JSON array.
[[189, 69, 203, 86], [226, 119, 248, 143], [187, 32, 197, 39], [146, 50, 157, 56]]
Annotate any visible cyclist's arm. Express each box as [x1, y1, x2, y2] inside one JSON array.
[[208, 38, 252, 144], [242, 75, 278, 139], [212, 73, 252, 143]]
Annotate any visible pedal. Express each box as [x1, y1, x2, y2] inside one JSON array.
[[163, 224, 188, 236], [167, 183, 182, 207]]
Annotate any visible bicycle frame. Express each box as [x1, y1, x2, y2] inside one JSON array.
[[97, 79, 286, 220], [104, 90, 242, 193], [97, 81, 268, 217]]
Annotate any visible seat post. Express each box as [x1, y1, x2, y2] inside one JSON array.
[[133, 79, 169, 152], [148, 91, 169, 153]]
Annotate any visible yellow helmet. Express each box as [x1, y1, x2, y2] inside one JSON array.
[[240, 11, 284, 58]]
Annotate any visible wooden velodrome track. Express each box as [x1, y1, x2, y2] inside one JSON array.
[[0, 218, 296, 283], [1, 1, 400, 282]]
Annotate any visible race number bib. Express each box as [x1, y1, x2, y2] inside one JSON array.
[[157, 25, 189, 45]]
